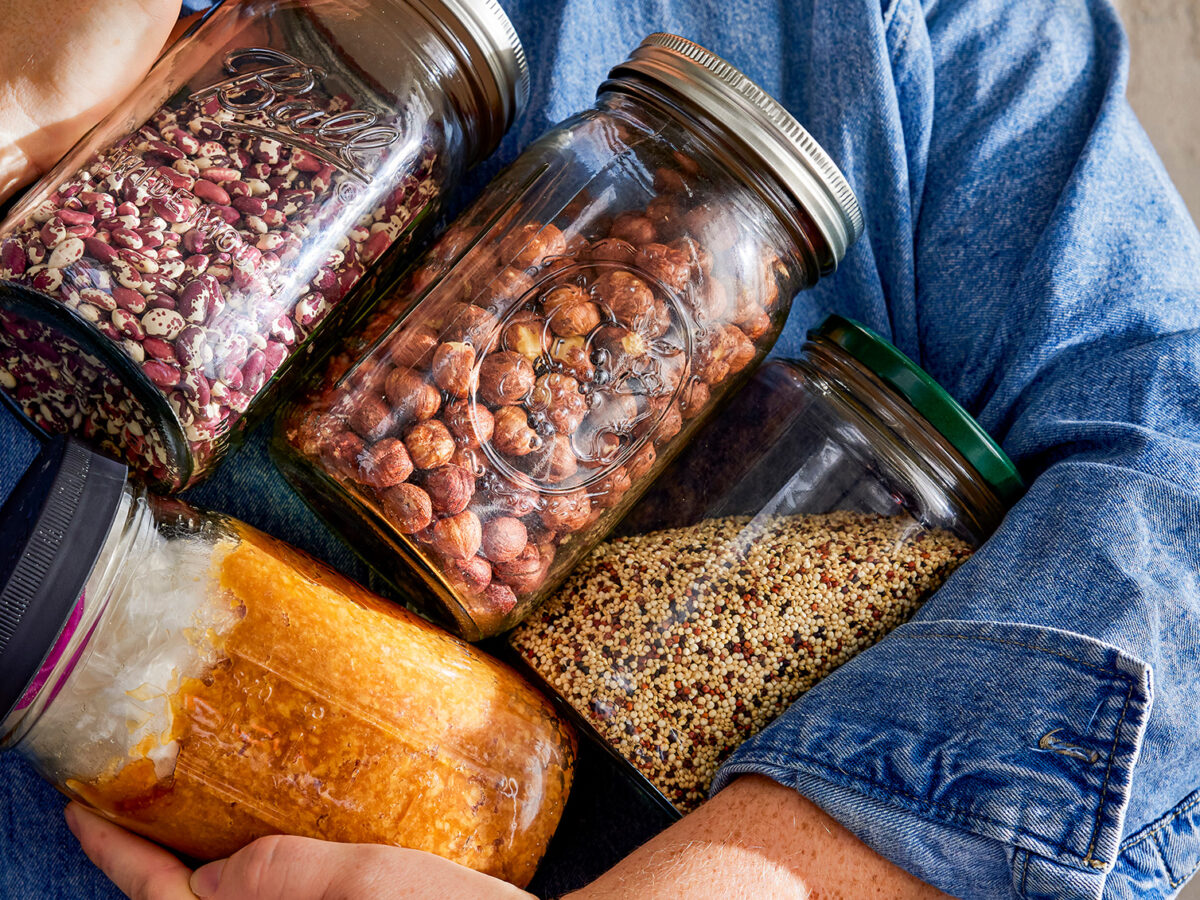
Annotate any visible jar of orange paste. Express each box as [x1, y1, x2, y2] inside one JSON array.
[[0, 437, 575, 888]]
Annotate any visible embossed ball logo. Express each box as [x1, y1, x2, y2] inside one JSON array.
[[474, 260, 693, 494], [190, 47, 402, 194]]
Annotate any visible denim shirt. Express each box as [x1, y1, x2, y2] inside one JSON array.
[[2, 1, 1199, 898]]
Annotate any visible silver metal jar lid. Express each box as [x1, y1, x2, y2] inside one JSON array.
[[606, 33, 864, 269], [417, 0, 530, 156]]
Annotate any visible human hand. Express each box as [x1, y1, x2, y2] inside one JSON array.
[[65, 803, 537, 900], [0, 0, 182, 203]]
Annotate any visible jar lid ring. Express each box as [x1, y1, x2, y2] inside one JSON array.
[[811, 315, 1025, 504], [605, 33, 863, 271]]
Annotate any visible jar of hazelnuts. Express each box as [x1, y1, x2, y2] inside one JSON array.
[[274, 33, 864, 639]]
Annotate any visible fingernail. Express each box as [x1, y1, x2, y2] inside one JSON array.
[[190, 859, 225, 898], [63, 803, 80, 837]]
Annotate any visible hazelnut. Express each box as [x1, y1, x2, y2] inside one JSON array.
[[670, 237, 713, 277], [626, 441, 657, 481], [542, 284, 588, 315], [480, 583, 518, 616], [450, 446, 484, 477], [608, 212, 655, 245], [494, 542, 541, 580], [653, 166, 689, 194], [503, 313, 547, 361], [500, 544, 553, 595], [478, 351, 535, 406], [430, 510, 482, 560], [635, 243, 691, 292], [594, 271, 654, 327], [487, 266, 536, 306], [502, 222, 567, 269], [424, 465, 475, 515], [577, 430, 621, 468], [644, 196, 684, 241], [405, 419, 455, 469], [389, 325, 438, 369], [697, 279, 732, 324], [550, 301, 602, 337], [652, 403, 683, 444], [318, 428, 365, 480], [692, 328, 736, 385], [384, 367, 441, 422], [492, 406, 539, 456], [593, 325, 649, 370], [540, 489, 591, 533], [481, 516, 528, 563], [530, 433, 578, 483], [440, 304, 499, 349], [433, 223, 480, 262], [358, 437, 413, 488], [725, 325, 757, 374], [431, 341, 476, 397], [588, 238, 638, 264], [673, 150, 701, 175], [381, 483, 433, 534], [592, 465, 631, 509], [449, 555, 492, 596], [739, 306, 771, 341], [528, 373, 587, 433], [347, 396, 393, 442], [680, 377, 711, 420], [548, 335, 595, 381], [444, 400, 494, 447], [683, 202, 736, 252]]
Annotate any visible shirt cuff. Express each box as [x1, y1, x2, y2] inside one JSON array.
[[711, 619, 1153, 900]]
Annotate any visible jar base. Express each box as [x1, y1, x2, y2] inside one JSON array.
[[0, 282, 192, 490]]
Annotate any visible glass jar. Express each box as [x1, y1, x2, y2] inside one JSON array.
[[273, 33, 864, 640], [0, 0, 528, 492], [508, 315, 1024, 815], [0, 437, 575, 888]]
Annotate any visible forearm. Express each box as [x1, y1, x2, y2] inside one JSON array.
[[567, 776, 947, 900]]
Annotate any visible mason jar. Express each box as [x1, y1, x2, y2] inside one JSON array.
[[0, 0, 528, 491], [273, 33, 864, 640], [0, 437, 575, 888], [508, 315, 1024, 814]]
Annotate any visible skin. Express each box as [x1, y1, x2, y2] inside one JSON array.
[[66, 776, 948, 899], [13, 5, 950, 898]]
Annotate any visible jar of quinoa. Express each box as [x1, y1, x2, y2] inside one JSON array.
[[0, 0, 529, 491], [0, 437, 574, 888], [273, 33, 864, 640], [508, 315, 1024, 814]]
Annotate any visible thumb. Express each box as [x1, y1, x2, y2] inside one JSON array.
[[190, 834, 536, 900]]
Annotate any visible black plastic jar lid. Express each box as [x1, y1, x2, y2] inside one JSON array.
[[812, 315, 1025, 504], [0, 437, 127, 723]]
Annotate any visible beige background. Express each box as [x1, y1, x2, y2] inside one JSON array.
[[1090, 2, 1197, 895]]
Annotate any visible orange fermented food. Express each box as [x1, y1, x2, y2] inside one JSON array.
[[69, 524, 575, 887]]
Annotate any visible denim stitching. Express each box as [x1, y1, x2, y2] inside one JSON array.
[[745, 754, 1110, 868], [886, 630, 1134, 681], [1083, 682, 1134, 868], [1150, 828, 1179, 886], [1120, 790, 1200, 852], [1018, 848, 1031, 898], [1171, 854, 1200, 889]]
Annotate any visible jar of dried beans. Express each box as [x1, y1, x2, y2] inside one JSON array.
[[274, 34, 864, 640], [0, 0, 529, 491], [508, 315, 1024, 814], [0, 437, 574, 888]]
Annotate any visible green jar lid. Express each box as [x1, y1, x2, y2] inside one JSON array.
[[811, 315, 1025, 504]]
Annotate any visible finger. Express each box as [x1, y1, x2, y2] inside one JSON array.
[[65, 802, 196, 900], [191, 835, 536, 900]]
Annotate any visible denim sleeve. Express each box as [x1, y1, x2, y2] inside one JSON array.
[[714, 1, 1200, 898]]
